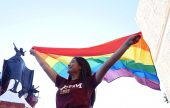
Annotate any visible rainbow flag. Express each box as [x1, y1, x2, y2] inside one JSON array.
[[32, 32, 160, 90]]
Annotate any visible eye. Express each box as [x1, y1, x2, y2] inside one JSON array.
[[71, 59, 76, 63]]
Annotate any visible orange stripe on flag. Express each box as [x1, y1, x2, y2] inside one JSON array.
[[46, 54, 61, 59], [37, 51, 48, 60], [132, 36, 150, 52]]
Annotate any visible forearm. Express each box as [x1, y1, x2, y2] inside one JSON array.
[[34, 52, 48, 69], [96, 43, 129, 82], [105, 42, 129, 68], [95, 34, 140, 83], [34, 51, 57, 83]]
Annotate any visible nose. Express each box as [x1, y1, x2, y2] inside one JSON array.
[[68, 64, 71, 68]]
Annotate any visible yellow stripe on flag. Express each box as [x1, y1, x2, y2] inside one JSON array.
[[121, 47, 154, 65], [45, 56, 59, 68]]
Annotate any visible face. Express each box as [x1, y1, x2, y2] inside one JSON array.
[[67, 59, 82, 75]]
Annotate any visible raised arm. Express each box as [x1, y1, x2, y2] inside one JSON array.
[[95, 35, 141, 83], [30, 49, 57, 84], [13, 42, 19, 53]]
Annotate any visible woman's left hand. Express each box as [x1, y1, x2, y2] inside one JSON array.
[[126, 34, 141, 46]]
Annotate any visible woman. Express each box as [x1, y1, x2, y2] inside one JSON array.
[[30, 35, 140, 108]]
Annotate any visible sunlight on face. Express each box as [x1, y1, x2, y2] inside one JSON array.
[[67, 59, 81, 75]]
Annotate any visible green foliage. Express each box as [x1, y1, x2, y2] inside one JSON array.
[[164, 93, 169, 103]]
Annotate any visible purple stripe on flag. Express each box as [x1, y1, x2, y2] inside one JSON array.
[[103, 68, 160, 90]]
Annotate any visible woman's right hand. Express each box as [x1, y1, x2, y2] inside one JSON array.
[[30, 49, 36, 56]]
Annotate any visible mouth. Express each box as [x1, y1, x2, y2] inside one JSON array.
[[68, 66, 72, 69]]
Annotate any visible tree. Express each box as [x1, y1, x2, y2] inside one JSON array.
[[164, 93, 169, 103]]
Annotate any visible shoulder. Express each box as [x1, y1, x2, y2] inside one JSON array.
[[87, 73, 97, 80], [55, 75, 67, 88], [87, 73, 101, 88]]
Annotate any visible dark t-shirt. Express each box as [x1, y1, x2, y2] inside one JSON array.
[[55, 73, 100, 108]]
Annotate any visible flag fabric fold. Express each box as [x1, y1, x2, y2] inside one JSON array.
[[32, 32, 160, 90]]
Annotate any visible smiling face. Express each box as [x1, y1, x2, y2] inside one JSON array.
[[67, 59, 82, 76]]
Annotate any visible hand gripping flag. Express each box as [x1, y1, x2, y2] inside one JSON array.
[[32, 32, 160, 90]]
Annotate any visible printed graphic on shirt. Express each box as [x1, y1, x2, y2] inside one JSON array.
[[59, 83, 83, 95], [60, 89, 70, 94]]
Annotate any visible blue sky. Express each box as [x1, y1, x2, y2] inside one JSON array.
[[0, 0, 169, 108]]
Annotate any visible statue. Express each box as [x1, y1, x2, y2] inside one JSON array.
[[5, 43, 26, 93], [0, 43, 39, 108], [28, 85, 40, 98], [13, 42, 26, 56]]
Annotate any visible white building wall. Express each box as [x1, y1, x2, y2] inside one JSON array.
[[136, 0, 170, 102]]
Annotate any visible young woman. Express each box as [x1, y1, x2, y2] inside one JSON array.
[[30, 35, 140, 108]]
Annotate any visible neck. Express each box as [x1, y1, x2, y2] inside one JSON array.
[[71, 74, 81, 80]]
